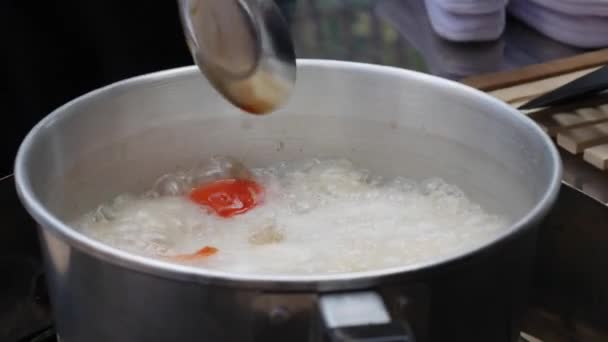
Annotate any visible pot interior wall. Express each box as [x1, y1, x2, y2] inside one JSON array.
[[22, 63, 552, 230]]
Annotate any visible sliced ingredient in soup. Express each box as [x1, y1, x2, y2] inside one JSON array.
[[73, 157, 509, 275], [189, 179, 264, 218], [172, 246, 219, 261]]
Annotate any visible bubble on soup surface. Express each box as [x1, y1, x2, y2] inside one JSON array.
[[154, 173, 190, 196], [191, 155, 252, 185]]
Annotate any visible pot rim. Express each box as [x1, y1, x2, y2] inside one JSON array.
[[14, 59, 562, 291]]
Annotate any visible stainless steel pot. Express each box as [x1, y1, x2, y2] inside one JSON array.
[[14, 60, 561, 342]]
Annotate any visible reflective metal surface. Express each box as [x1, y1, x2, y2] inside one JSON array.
[[0, 175, 52, 341], [14, 61, 561, 288], [286, 0, 585, 80], [13, 61, 560, 341], [178, 0, 296, 114]]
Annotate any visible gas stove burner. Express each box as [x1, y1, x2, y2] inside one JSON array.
[[18, 327, 56, 342]]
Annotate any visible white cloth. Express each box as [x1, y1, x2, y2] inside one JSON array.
[[376, 0, 505, 79], [526, 0, 608, 17], [508, 0, 608, 48], [425, 0, 506, 42], [433, 0, 508, 14]]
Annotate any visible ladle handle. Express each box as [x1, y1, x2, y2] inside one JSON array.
[[320, 291, 415, 342]]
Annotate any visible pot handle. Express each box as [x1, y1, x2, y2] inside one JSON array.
[[320, 291, 415, 342]]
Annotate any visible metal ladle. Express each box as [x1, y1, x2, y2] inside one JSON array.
[[178, 0, 296, 115]]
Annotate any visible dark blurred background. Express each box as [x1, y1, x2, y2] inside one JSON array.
[[2, 1, 194, 175]]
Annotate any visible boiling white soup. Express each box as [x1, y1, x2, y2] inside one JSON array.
[[73, 156, 509, 275]]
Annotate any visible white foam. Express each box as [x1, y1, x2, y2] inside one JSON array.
[[74, 157, 509, 275]]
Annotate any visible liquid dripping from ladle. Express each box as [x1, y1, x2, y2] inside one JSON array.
[[178, 0, 297, 115]]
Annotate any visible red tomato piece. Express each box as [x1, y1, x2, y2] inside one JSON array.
[[189, 179, 264, 218]]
